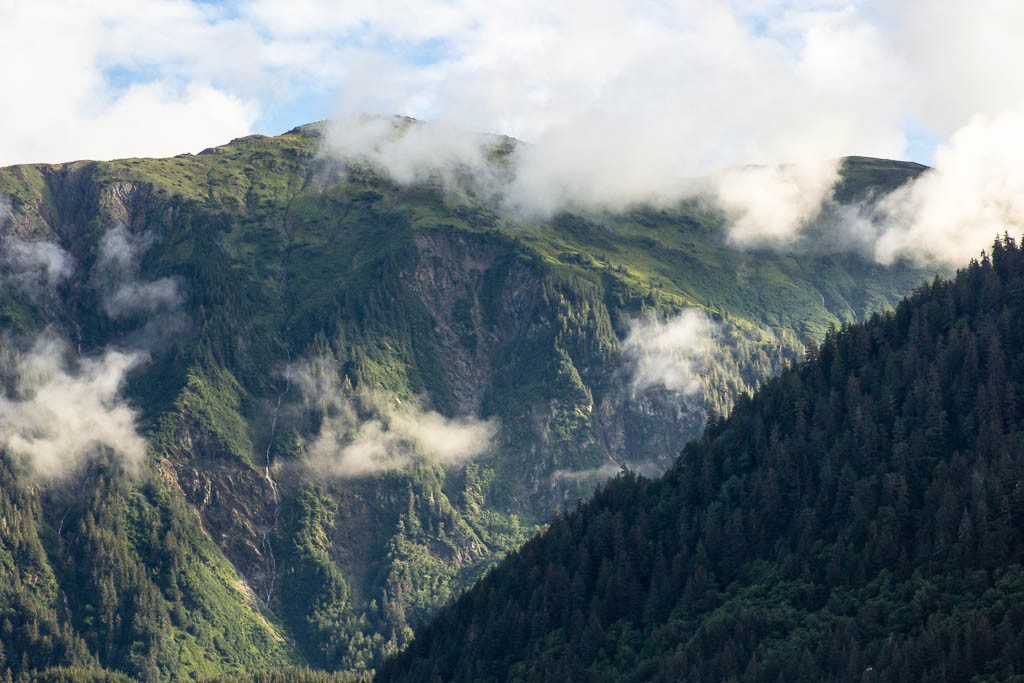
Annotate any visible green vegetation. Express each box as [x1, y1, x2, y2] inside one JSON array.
[[204, 668, 371, 683], [380, 237, 1024, 682], [0, 124, 936, 679]]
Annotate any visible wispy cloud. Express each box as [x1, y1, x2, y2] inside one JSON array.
[[552, 462, 621, 483], [92, 225, 188, 349], [287, 357, 497, 478], [552, 460, 662, 485], [2, 239, 73, 299], [0, 334, 147, 479], [0, 224, 191, 481], [622, 310, 717, 396]]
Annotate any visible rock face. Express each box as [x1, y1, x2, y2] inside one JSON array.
[[0, 126, 936, 678]]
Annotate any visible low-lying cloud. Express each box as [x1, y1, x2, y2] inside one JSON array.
[[622, 309, 717, 396], [0, 225, 188, 481], [2, 239, 73, 298], [323, 116, 849, 254], [324, 116, 506, 201], [872, 110, 1024, 265], [323, 116, 841, 228], [552, 459, 662, 485], [715, 161, 840, 247], [0, 335, 147, 479], [95, 225, 182, 317], [552, 462, 621, 484], [287, 357, 497, 478], [92, 225, 187, 348], [323, 114, 1024, 268]]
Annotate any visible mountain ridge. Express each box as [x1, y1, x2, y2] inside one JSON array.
[[0, 124, 939, 679]]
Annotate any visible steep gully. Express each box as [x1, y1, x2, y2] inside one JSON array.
[[257, 169, 309, 609]]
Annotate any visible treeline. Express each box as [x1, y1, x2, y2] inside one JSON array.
[[379, 236, 1024, 682]]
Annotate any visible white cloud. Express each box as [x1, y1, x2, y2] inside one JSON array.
[[875, 0, 1024, 136], [622, 309, 717, 395], [4, 1, 1024, 265], [307, 1, 1024, 262], [2, 239, 73, 298], [714, 161, 840, 247], [287, 357, 497, 478], [323, 115, 504, 199], [871, 110, 1024, 265], [94, 225, 183, 319], [89, 225, 188, 352], [0, 2, 255, 165], [307, 1, 909, 242], [387, 408, 496, 466], [0, 335, 147, 480]]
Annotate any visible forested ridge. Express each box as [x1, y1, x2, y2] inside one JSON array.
[[380, 236, 1024, 682]]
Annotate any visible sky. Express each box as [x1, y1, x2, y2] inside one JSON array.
[[4, 0, 1024, 265], [0, 0, 1018, 167]]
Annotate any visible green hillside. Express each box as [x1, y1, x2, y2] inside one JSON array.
[[0, 121, 935, 679], [379, 238, 1024, 682]]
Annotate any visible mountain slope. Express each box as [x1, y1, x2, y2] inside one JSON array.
[[379, 237, 1024, 682], [0, 122, 935, 678]]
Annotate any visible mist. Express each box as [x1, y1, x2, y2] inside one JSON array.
[[871, 111, 1024, 265], [323, 115, 506, 201], [552, 462, 621, 484], [715, 161, 841, 247], [287, 357, 497, 478], [2, 239, 73, 298], [92, 224, 187, 348], [622, 309, 717, 396], [0, 334, 147, 479], [552, 459, 663, 486], [0, 224, 189, 481], [322, 115, 846, 236]]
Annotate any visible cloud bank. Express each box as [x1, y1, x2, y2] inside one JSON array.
[[6, 2, 1024, 267], [873, 111, 1024, 264], [310, 1, 1024, 267], [315, 1, 905, 235], [0, 335, 147, 479], [323, 115, 846, 247], [287, 357, 497, 478]]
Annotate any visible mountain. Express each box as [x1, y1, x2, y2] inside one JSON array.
[[0, 120, 935, 679], [378, 237, 1024, 683]]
